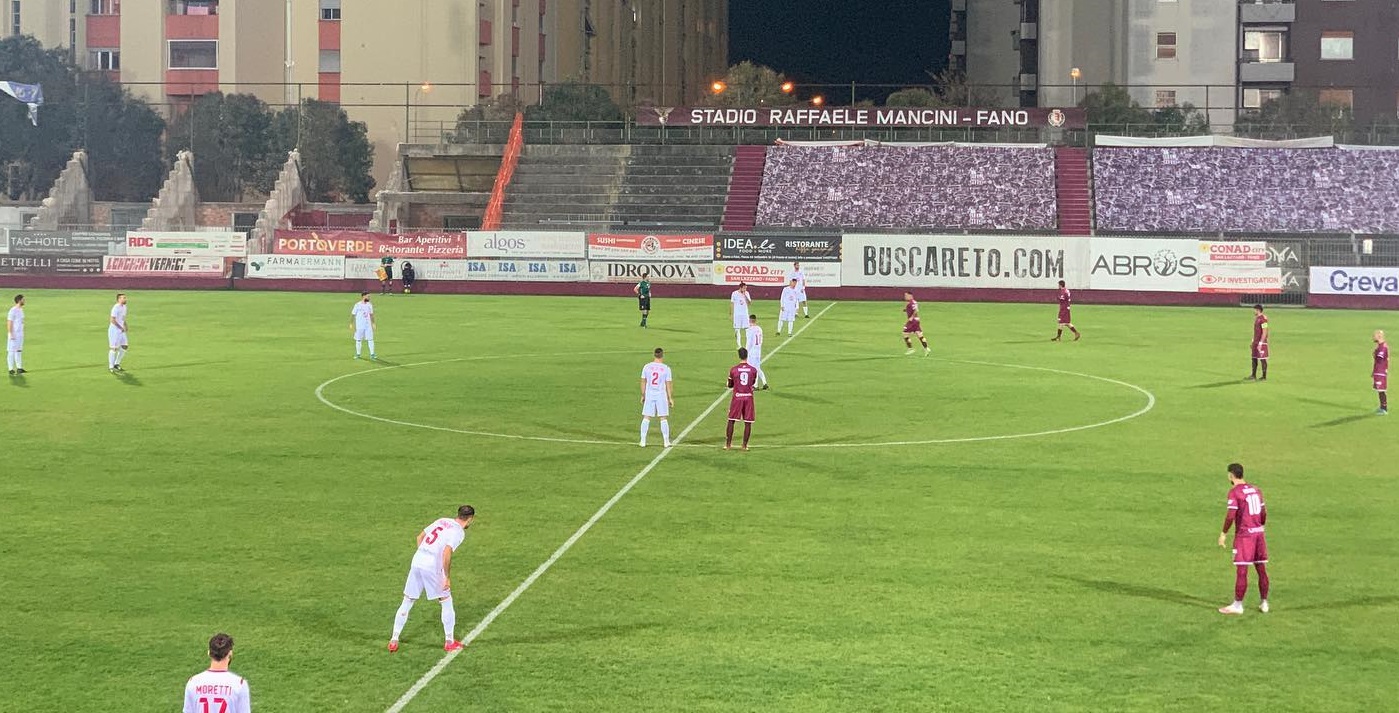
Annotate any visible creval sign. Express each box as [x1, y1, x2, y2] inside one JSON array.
[[1309, 267, 1399, 296]]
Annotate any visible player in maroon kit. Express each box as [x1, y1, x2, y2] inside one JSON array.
[[725, 348, 759, 451], [1248, 304, 1269, 381], [1374, 329, 1388, 415], [1051, 280, 1080, 342], [901, 292, 930, 356], [1217, 463, 1270, 615]]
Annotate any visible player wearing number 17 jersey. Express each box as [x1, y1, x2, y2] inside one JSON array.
[[1217, 463, 1270, 615], [389, 505, 476, 652], [725, 348, 759, 451], [183, 633, 250, 713]]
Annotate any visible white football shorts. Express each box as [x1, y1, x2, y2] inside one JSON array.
[[403, 566, 449, 600], [642, 396, 669, 418], [109, 327, 128, 348], [6, 336, 22, 351], [796, 289, 808, 302], [780, 309, 797, 322], [733, 314, 749, 330], [354, 326, 374, 341], [748, 349, 763, 369]]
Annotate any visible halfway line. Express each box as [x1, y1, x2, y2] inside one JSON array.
[[384, 303, 836, 713]]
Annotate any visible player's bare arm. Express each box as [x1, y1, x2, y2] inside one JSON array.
[[640, 376, 648, 404], [416, 531, 426, 547], [440, 546, 453, 592], [666, 378, 674, 406]]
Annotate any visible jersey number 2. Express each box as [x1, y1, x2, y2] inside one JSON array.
[[1245, 493, 1263, 516], [199, 698, 228, 713], [651, 372, 661, 385]]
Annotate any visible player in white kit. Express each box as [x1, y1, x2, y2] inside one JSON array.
[[639, 347, 674, 448], [183, 633, 251, 713], [389, 505, 475, 653], [730, 282, 752, 347], [787, 262, 809, 318], [108, 293, 129, 373], [351, 291, 378, 360], [7, 294, 25, 375], [746, 314, 770, 390], [778, 279, 800, 335]]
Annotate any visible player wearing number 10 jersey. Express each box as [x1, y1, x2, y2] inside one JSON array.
[[1218, 463, 1270, 615], [725, 348, 759, 451], [183, 633, 251, 713], [389, 505, 476, 652]]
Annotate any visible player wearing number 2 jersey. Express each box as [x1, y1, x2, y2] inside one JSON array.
[[640, 347, 674, 448], [183, 633, 251, 713], [389, 505, 476, 652], [725, 348, 759, 451], [1218, 464, 1270, 615]]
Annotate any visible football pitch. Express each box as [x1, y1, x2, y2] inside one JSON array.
[[1, 289, 1396, 712]]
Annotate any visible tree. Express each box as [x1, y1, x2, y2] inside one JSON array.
[[82, 78, 166, 202], [524, 82, 623, 122], [0, 36, 80, 199], [927, 68, 1005, 107], [1079, 83, 1155, 130], [1150, 103, 1211, 135], [273, 99, 376, 203], [1235, 91, 1353, 139], [165, 92, 279, 202], [884, 88, 939, 107], [701, 61, 798, 108]]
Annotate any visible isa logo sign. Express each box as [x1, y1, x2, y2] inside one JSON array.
[[1309, 267, 1399, 295]]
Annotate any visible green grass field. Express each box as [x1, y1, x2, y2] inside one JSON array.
[[1, 288, 1396, 712]]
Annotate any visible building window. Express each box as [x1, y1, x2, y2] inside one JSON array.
[[90, 49, 120, 70], [318, 49, 341, 73], [168, 40, 218, 69], [1243, 88, 1284, 109], [1320, 31, 1354, 60], [319, 0, 340, 20], [1318, 88, 1354, 109], [1244, 31, 1285, 63], [11, 1, 19, 37], [1155, 90, 1176, 108], [1156, 32, 1177, 60], [169, 0, 216, 15], [89, 0, 118, 14]]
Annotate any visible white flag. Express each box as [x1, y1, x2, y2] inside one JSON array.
[[0, 81, 43, 126]]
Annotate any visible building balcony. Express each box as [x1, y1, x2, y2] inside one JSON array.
[[1240, 61, 1295, 83], [479, 70, 492, 98], [1240, 1, 1294, 24], [166, 13, 218, 39], [480, 19, 492, 45], [86, 14, 120, 47], [165, 69, 218, 97], [169, 0, 218, 15]]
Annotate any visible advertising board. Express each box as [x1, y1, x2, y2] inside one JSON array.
[[588, 260, 710, 284], [244, 254, 346, 280], [587, 234, 714, 262], [102, 256, 226, 276], [126, 232, 247, 257], [711, 261, 841, 288], [842, 234, 1088, 289], [1309, 267, 1399, 296], [1087, 238, 1200, 292], [466, 232, 587, 259]]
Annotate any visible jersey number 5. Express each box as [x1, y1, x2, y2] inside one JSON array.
[[199, 698, 229, 713], [1245, 493, 1263, 516], [425, 526, 443, 545]]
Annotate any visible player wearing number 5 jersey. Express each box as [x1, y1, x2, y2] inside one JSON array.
[[183, 633, 250, 713], [725, 348, 759, 451], [640, 347, 674, 448], [1218, 463, 1270, 615], [389, 505, 476, 652]]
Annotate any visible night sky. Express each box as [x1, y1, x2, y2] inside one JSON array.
[[728, 0, 952, 102]]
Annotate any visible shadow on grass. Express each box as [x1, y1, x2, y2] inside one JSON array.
[[1192, 379, 1251, 389], [113, 371, 143, 387], [1295, 396, 1364, 411], [488, 621, 662, 647], [765, 390, 834, 406], [7, 373, 28, 388], [130, 360, 228, 373], [1005, 339, 1053, 345], [1311, 414, 1373, 428], [1054, 575, 1215, 609], [1286, 595, 1399, 612]]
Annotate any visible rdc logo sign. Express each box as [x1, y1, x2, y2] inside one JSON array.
[[129, 236, 155, 248]]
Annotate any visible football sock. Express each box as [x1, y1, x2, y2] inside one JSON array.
[[368, 340, 377, 355], [919, 338, 929, 349], [1055, 329, 1063, 339], [115, 349, 126, 366], [1261, 361, 1268, 379], [660, 419, 670, 443], [803, 304, 809, 316], [5, 351, 12, 370], [725, 420, 735, 446], [736, 330, 744, 348], [640, 418, 650, 445], [109, 349, 117, 368], [1251, 358, 1258, 378], [12, 352, 19, 369], [392, 597, 414, 640], [755, 366, 768, 386], [440, 596, 457, 642], [355, 340, 363, 356], [1070, 327, 1080, 336], [903, 337, 912, 349], [742, 423, 752, 447], [1255, 563, 1270, 600], [1381, 393, 1388, 410], [1234, 565, 1250, 601]]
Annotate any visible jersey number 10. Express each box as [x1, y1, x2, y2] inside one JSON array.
[[1245, 493, 1263, 516]]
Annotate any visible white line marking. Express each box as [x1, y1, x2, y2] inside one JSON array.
[[749, 358, 1157, 448], [383, 304, 836, 713]]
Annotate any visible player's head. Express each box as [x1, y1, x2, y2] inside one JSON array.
[[12, 294, 23, 306], [749, 314, 758, 324], [788, 278, 797, 287], [641, 270, 650, 279], [653, 347, 664, 360], [903, 291, 912, 301], [793, 261, 801, 269], [360, 291, 370, 302], [737, 347, 749, 361], [208, 633, 234, 662], [116, 293, 127, 305], [1227, 463, 1245, 484], [738, 282, 747, 292], [1058, 280, 1066, 288], [457, 504, 476, 527], [1253, 304, 1264, 314], [1377, 329, 1387, 344]]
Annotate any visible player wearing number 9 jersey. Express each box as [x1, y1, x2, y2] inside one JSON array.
[[725, 348, 759, 451], [1217, 463, 1270, 615], [389, 505, 476, 652], [183, 632, 250, 713]]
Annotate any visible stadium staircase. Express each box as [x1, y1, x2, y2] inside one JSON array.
[[722, 145, 767, 232], [499, 145, 734, 230], [1054, 146, 1094, 235]]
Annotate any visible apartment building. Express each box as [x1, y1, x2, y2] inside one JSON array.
[[9, 0, 726, 185]]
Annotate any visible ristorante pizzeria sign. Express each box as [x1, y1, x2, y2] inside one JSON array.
[[638, 106, 1086, 129]]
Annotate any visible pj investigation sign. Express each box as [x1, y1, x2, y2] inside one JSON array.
[[841, 234, 1089, 288]]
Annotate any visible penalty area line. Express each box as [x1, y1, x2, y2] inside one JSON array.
[[384, 303, 835, 712]]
